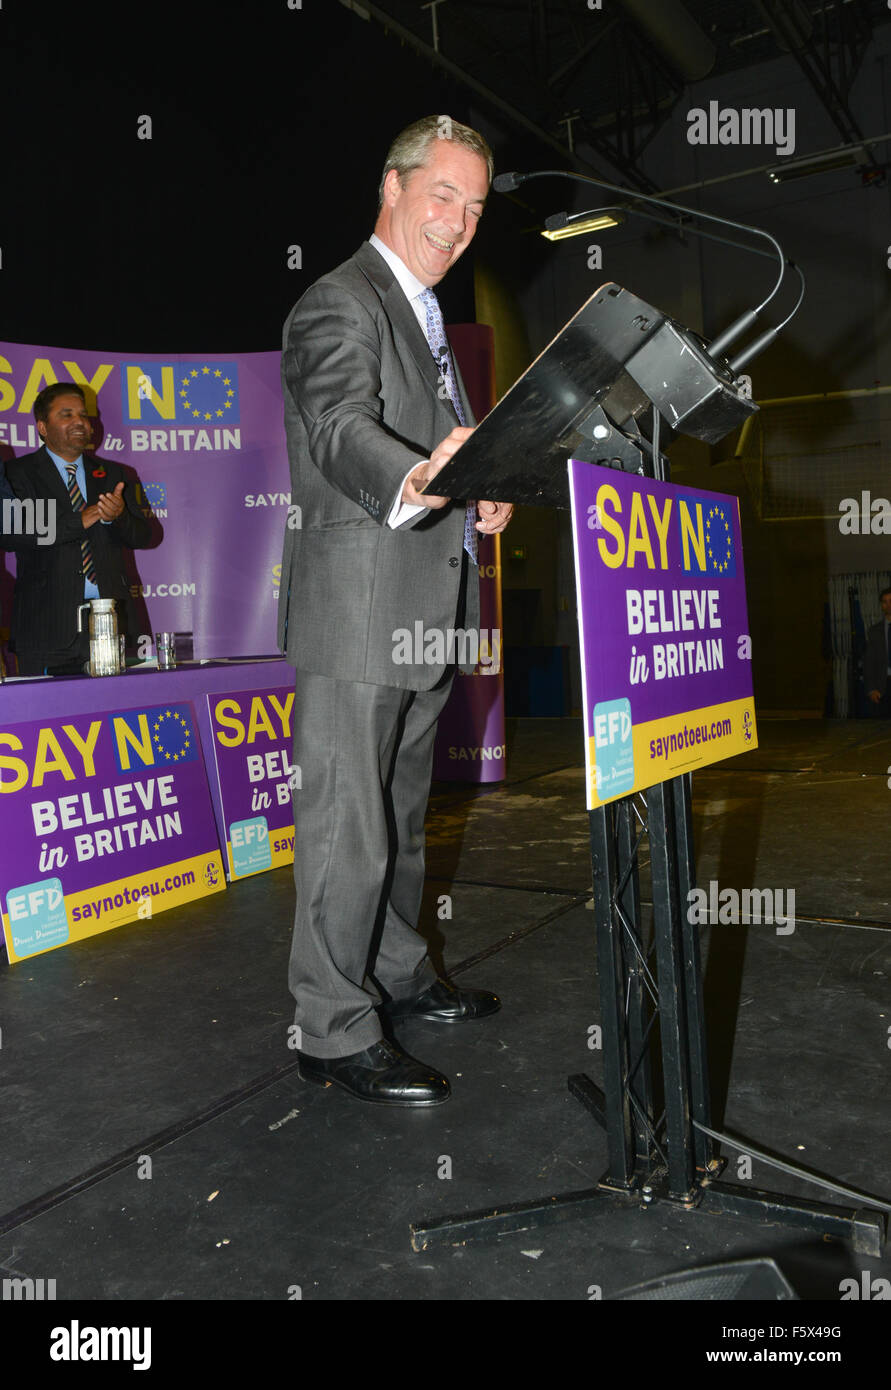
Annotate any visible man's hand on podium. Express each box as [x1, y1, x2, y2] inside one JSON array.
[[475, 499, 513, 534], [402, 425, 474, 509], [402, 429, 515, 532]]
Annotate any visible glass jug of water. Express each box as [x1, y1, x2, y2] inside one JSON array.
[[77, 598, 121, 677]]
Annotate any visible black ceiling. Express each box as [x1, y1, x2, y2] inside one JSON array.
[[5, 0, 889, 349], [348, 0, 891, 188]]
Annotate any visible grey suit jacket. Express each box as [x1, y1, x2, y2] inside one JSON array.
[[277, 240, 480, 691]]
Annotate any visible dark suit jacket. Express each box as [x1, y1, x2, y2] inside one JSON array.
[[5, 446, 152, 670], [864, 618, 890, 695], [1, 465, 52, 551], [277, 240, 480, 691]]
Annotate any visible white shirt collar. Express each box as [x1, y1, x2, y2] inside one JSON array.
[[369, 234, 428, 307], [46, 447, 84, 473]]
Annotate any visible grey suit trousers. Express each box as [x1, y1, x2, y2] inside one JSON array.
[[288, 667, 453, 1058]]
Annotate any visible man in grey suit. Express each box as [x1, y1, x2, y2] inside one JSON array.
[[278, 116, 512, 1106]]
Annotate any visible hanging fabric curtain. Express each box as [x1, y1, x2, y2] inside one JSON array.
[[826, 571, 891, 717]]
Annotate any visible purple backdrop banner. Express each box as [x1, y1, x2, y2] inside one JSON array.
[[432, 324, 506, 783], [0, 341, 288, 658], [0, 335, 504, 783], [432, 530, 506, 781]]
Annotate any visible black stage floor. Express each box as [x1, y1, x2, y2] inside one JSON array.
[[1, 717, 890, 1326]]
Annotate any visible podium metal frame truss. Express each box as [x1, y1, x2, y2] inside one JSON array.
[[412, 778, 886, 1256], [411, 550, 886, 1261]]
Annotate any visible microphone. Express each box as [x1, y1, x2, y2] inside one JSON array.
[[492, 171, 526, 193], [495, 168, 799, 364]]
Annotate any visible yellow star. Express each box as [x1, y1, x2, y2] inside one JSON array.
[[202, 366, 210, 375], [214, 368, 222, 377]]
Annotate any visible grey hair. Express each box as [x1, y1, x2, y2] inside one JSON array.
[[377, 115, 494, 210]]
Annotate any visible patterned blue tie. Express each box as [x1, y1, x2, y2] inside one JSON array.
[[418, 287, 478, 564]]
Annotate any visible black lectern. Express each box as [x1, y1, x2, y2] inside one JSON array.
[[427, 282, 757, 508], [411, 285, 887, 1257]]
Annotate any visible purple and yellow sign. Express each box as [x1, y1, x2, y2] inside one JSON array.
[[0, 334, 502, 784], [0, 699, 226, 963], [0, 340, 288, 660], [569, 459, 758, 808], [205, 686, 296, 879]]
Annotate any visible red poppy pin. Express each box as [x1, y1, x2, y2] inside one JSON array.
[[92, 467, 106, 478]]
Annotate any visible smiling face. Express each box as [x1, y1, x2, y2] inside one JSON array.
[[374, 137, 489, 287], [38, 392, 93, 462]]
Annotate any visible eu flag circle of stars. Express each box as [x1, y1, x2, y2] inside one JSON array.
[[705, 504, 733, 574], [179, 365, 236, 422], [152, 709, 192, 763]]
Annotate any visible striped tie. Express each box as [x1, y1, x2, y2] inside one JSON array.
[[65, 463, 98, 585], [418, 287, 478, 565]]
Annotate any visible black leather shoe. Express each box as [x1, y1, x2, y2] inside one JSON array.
[[297, 1039, 450, 1106], [386, 978, 501, 1025]]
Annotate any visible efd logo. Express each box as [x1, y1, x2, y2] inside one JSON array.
[[5, 877, 69, 957], [592, 698, 634, 798]]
